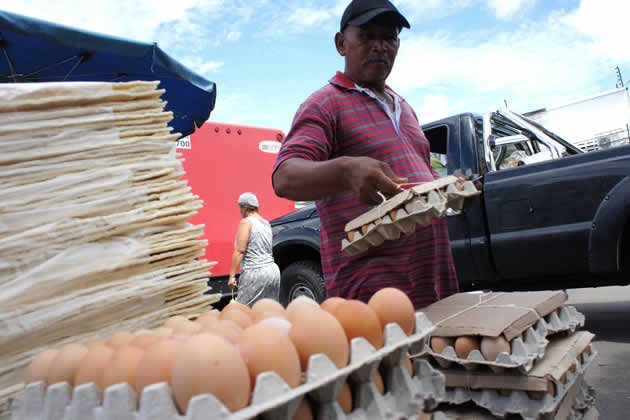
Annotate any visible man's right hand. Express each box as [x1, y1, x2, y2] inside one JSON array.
[[344, 157, 407, 205]]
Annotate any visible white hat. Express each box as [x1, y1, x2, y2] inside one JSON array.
[[238, 192, 259, 207]]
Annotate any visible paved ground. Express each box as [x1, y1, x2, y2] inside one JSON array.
[[567, 286, 630, 418]]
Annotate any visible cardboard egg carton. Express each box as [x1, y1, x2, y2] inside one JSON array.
[[12, 313, 446, 420], [440, 332, 597, 420], [342, 176, 481, 255], [418, 291, 585, 373]]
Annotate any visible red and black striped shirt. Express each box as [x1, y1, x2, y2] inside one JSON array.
[[273, 71, 458, 309]]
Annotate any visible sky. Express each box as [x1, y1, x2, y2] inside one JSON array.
[[3, 0, 629, 135]]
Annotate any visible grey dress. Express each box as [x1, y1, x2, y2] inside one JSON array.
[[235, 216, 281, 305]]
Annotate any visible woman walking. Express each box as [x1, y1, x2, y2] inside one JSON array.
[[228, 192, 281, 305]]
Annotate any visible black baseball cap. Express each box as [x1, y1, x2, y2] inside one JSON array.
[[340, 0, 410, 32]]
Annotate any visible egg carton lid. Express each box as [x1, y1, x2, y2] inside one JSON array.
[[342, 179, 480, 256], [12, 312, 443, 420], [422, 304, 585, 374], [440, 338, 597, 420]]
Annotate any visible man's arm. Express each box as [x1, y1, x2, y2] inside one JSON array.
[[273, 156, 407, 205]]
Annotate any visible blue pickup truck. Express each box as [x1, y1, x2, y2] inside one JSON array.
[[270, 109, 630, 305]]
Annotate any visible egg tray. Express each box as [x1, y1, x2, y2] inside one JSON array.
[[439, 343, 597, 420], [11, 313, 449, 420], [342, 177, 480, 256], [437, 383, 597, 420], [419, 305, 586, 374]]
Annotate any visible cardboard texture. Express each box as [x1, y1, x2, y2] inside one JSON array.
[[342, 177, 480, 256], [440, 332, 595, 393], [422, 291, 567, 340]]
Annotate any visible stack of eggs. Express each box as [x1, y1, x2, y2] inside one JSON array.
[[419, 291, 597, 419], [21, 288, 434, 419]]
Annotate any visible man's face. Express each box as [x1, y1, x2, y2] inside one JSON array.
[[336, 17, 400, 88]]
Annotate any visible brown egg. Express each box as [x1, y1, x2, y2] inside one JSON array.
[[251, 298, 285, 321], [337, 382, 353, 414], [85, 339, 106, 349], [285, 297, 320, 322], [220, 309, 253, 330], [454, 336, 481, 359], [418, 411, 433, 420], [195, 315, 219, 330], [331, 300, 383, 349], [48, 344, 89, 386], [402, 356, 413, 376], [368, 288, 415, 336], [289, 309, 349, 369], [74, 345, 114, 389], [480, 336, 511, 361], [136, 339, 179, 394], [167, 317, 203, 335], [320, 297, 345, 314], [172, 334, 251, 414], [527, 390, 546, 400], [130, 333, 162, 350], [203, 319, 243, 345], [293, 398, 313, 420], [106, 331, 134, 348], [373, 371, 385, 394], [253, 310, 289, 323], [153, 327, 174, 337], [197, 309, 220, 320], [221, 301, 252, 318], [24, 349, 59, 384], [102, 345, 145, 392], [430, 336, 455, 354], [237, 324, 301, 388], [257, 317, 292, 336]]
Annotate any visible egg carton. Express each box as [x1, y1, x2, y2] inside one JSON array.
[[441, 343, 597, 420], [12, 313, 447, 420], [421, 305, 585, 374], [342, 177, 480, 256]]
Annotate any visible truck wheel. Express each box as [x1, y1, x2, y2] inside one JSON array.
[[279, 260, 327, 306]]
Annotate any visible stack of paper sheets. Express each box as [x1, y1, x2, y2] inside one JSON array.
[[0, 81, 219, 409]]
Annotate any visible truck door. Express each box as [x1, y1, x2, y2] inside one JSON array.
[[424, 115, 495, 289]]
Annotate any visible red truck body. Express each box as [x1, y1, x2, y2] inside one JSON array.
[[176, 122, 295, 292]]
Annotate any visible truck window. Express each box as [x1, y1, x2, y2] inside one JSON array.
[[425, 125, 448, 177]]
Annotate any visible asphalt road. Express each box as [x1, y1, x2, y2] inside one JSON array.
[[567, 286, 630, 418]]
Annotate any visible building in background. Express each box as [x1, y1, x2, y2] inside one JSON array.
[[524, 87, 630, 152]]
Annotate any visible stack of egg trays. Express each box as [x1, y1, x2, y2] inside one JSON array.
[[421, 305, 586, 374], [342, 178, 480, 256], [13, 313, 450, 420], [442, 342, 597, 420]]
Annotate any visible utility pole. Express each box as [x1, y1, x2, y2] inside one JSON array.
[[616, 66, 625, 88]]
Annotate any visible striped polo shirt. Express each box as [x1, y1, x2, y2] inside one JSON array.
[[273, 71, 458, 309]]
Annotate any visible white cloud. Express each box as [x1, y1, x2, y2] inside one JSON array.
[[226, 31, 241, 42], [486, 0, 535, 19], [2, 0, 216, 42], [417, 95, 451, 124], [179, 57, 224, 75], [390, 5, 629, 115], [287, 8, 332, 28], [562, 0, 630, 63]]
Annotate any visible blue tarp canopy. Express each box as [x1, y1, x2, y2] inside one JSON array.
[[0, 10, 216, 137]]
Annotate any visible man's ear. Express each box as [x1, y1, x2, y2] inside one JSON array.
[[335, 32, 346, 56]]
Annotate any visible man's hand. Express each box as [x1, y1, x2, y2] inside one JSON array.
[[228, 276, 237, 289], [345, 157, 407, 205]]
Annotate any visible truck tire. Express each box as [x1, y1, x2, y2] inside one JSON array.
[[279, 260, 327, 306]]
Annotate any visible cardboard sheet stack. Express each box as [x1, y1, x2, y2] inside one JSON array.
[[0, 81, 220, 412], [416, 291, 598, 419]]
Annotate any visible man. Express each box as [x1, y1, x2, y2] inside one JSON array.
[[272, 0, 458, 308]]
